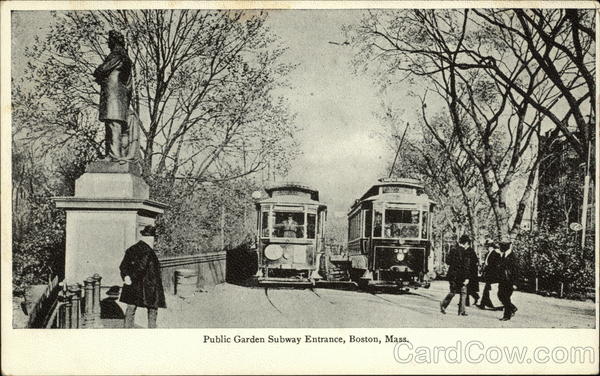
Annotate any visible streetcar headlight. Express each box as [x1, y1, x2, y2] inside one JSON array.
[[396, 253, 405, 261], [264, 245, 283, 260]]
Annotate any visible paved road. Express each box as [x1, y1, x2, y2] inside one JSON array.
[[137, 281, 595, 328]]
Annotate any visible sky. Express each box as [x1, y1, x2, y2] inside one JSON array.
[[11, 10, 421, 217], [266, 10, 406, 216]]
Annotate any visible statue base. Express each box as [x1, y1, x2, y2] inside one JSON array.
[[54, 160, 167, 289], [76, 160, 148, 199], [86, 159, 142, 175]]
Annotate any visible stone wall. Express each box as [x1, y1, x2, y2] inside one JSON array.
[[159, 252, 226, 294]]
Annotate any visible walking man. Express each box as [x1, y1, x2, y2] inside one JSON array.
[[465, 243, 480, 307], [478, 239, 501, 310], [440, 235, 474, 316], [497, 240, 518, 321], [119, 225, 166, 328]]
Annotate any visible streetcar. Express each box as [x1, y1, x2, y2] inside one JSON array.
[[346, 177, 434, 290], [254, 182, 327, 286]]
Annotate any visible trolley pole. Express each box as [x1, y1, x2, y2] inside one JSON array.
[[580, 140, 592, 248], [389, 123, 409, 178], [221, 205, 226, 251]]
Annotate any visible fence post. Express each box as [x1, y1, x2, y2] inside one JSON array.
[[64, 292, 73, 329], [92, 274, 104, 328], [83, 277, 94, 324], [68, 284, 82, 328], [57, 291, 67, 328], [92, 274, 101, 315], [560, 282, 564, 298], [92, 274, 102, 316], [535, 277, 538, 292]]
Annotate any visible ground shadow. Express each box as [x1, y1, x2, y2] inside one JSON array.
[[100, 297, 125, 319]]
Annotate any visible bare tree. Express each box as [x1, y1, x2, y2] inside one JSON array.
[[348, 9, 588, 238], [472, 9, 595, 162]]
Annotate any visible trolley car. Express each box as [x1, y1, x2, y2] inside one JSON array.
[[255, 182, 327, 286], [346, 178, 434, 290]]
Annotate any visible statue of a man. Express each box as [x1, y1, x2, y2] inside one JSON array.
[[93, 30, 137, 162]]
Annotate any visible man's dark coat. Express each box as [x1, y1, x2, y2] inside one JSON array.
[[466, 247, 480, 294], [119, 240, 166, 309], [445, 245, 475, 283], [497, 251, 518, 285], [482, 249, 502, 284]]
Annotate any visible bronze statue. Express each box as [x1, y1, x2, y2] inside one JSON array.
[[93, 30, 138, 162]]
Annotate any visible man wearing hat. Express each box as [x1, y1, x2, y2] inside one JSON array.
[[119, 225, 166, 328], [440, 234, 475, 316], [478, 239, 502, 310], [497, 239, 518, 321]]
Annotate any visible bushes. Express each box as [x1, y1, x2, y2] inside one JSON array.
[[12, 201, 66, 297], [514, 226, 594, 296], [151, 177, 258, 257]]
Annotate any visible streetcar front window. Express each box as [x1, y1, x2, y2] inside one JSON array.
[[374, 210, 383, 237], [384, 209, 420, 238], [272, 211, 305, 238]]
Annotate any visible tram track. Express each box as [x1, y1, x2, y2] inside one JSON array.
[[368, 292, 397, 306], [368, 291, 437, 316], [264, 288, 284, 314], [309, 287, 335, 305]]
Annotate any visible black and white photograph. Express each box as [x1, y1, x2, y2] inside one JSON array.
[[1, 1, 598, 375]]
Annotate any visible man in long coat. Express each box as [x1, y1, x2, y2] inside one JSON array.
[[440, 234, 475, 316], [465, 244, 480, 307], [478, 240, 502, 309], [119, 225, 166, 328], [93, 30, 133, 161], [497, 241, 519, 321]]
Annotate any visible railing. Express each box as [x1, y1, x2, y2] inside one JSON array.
[[33, 252, 229, 328], [40, 274, 104, 329], [25, 276, 60, 328]]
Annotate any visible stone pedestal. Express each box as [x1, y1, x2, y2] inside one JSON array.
[[54, 161, 167, 288]]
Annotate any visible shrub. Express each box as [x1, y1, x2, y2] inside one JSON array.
[[514, 226, 594, 295]]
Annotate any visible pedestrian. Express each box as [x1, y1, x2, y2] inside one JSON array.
[[497, 240, 518, 321], [465, 243, 480, 307], [119, 225, 166, 328], [478, 239, 502, 310], [440, 234, 474, 316]]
